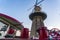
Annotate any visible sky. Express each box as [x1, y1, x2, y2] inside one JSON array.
[[0, 0, 60, 31]]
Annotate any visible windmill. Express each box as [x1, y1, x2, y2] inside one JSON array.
[[29, 0, 47, 38]]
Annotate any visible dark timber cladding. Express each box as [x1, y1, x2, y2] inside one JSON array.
[[29, 12, 47, 20]]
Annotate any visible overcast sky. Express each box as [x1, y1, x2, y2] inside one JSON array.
[[0, 0, 60, 31]]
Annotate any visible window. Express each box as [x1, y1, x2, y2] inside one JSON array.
[[16, 30, 21, 36], [0, 21, 8, 31], [0, 21, 8, 38]]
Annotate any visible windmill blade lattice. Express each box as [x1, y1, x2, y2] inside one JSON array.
[[27, 0, 44, 11]]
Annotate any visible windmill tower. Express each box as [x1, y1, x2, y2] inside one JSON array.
[[29, 0, 47, 38]]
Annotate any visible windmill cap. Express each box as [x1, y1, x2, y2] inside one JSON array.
[[34, 6, 41, 12]]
